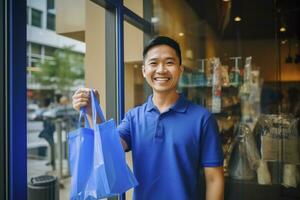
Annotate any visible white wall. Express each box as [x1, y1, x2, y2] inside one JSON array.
[[27, 25, 85, 53], [27, 0, 85, 53], [56, 0, 85, 38], [27, 0, 45, 12]]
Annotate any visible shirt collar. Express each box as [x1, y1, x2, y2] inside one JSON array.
[[146, 93, 189, 113]]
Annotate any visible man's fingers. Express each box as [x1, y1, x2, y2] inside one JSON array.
[[74, 98, 89, 106], [73, 88, 91, 98], [73, 92, 90, 100], [72, 88, 100, 113], [74, 97, 88, 103], [75, 101, 88, 108], [73, 88, 99, 99], [73, 101, 89, 111], [73, 96, 90, 110], [78, 87, 91, 93]]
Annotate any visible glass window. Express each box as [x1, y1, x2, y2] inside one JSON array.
[[47, 0, 55, 11], [124, 20, 146, 199], [151, 0, 300, 199], [44, 46, 56, 57], [30, 43, 42, 68], [124, 21, 146, 111], [31, 43, 41, 55], [27, 1, 85, 199], [30, 59, 41, 67], [31, 8, 42, 28], [47, 13, 55, 31], [27, 7, 30, 25]]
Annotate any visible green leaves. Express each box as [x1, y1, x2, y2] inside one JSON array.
[[32, 46, 84, 94]]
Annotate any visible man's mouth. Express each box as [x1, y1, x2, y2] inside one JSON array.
[[153, 77, 171, 82]]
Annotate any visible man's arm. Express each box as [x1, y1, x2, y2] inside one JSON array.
[[204, 166, 224, 200]]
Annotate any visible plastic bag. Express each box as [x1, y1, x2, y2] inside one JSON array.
[[68, 90, 138, 199], [229, 123, 260, 180]]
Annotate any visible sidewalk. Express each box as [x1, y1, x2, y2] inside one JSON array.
[[27, 158, 71, 200], [27, 120, 71, 199], [28, 153, 134, 200]]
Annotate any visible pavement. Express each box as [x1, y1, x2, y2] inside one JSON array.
[[27, 158, 71, 200], [27, 120, 73, 200], [28, 156, 134, 200]]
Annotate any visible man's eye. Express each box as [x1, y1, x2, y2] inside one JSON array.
[[167, 61, 174, 65], [149, 62, 157, 65]]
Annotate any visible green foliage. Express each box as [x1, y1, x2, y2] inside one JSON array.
[[33, 46, 84, 93]]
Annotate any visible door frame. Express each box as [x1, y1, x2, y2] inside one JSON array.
[[91, 0, 153, 122], [90, 1, 153, 199], [3, 0, 27, 199]]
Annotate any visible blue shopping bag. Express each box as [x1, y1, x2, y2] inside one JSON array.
[[68, 90, 138, 200]]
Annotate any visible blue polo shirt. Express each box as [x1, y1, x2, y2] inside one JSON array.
[[118, 94, 223, 200]]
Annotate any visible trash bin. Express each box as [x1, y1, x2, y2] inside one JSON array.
[[28, 175, 59, 200]]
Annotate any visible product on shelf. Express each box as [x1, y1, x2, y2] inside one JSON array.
[[229, 56, 242, 86], [257, 114, 300, 164], [256, 160, 272, 185], [221, 65, 230, 86], [198, 59, 207, 86], [282, 164, 300, 188], [239, 57, 261, 123], [228, 122, 260, 180], [255, 114, 300, 188], [212, 58, 222, 113]]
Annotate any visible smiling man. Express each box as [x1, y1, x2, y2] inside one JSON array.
[[72, 36, 224, 200]]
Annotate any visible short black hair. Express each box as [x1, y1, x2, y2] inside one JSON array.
[[143, 36, 182, 65]]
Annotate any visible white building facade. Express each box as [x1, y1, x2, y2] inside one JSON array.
[[27, 0, 85, 89]]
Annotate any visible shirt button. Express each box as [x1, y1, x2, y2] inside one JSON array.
[[155, 121, 163, 138]]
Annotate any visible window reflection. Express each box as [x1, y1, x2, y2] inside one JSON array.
[[152, 0, 300, 198], [27, 0, 85, 199]]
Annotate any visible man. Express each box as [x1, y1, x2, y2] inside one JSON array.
[[72, 36, 224, 200]]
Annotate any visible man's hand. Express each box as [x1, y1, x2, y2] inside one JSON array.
[[204, 166, 224, 200], [72, 88, 100, 117], [72, 87, 129, 151]]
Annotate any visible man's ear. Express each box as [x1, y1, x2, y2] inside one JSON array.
[[142, 65, 146, 78], [180, 65, 184, 74]]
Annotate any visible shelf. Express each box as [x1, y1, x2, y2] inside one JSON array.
[[225, 178, 300, 200], [179, 84, 240, 88]]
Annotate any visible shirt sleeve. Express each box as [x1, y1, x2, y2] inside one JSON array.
[[200, 114, 224, 167], [117, 111, 132, 151]]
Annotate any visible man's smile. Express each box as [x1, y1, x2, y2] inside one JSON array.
[[153, 77, 171, 83]]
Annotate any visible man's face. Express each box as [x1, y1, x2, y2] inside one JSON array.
[[142, 44, 183, 94]]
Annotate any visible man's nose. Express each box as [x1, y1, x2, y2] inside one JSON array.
[[156, 63, 166, 73]]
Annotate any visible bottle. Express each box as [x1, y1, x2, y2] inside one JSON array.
[[212, 58, 222, 113], [198, 59, 207, 86], [229, 56, 242, 86]]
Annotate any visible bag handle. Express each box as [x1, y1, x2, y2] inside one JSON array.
[[90, 89, 105, 126], [78, 107, 90, 128]]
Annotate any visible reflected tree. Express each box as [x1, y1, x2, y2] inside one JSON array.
[[33, 46, 84, 96]]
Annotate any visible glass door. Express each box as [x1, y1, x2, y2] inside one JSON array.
[[149, 0, 300, 199]]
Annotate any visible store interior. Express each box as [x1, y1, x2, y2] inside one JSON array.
[[125, 0, 300, 199]]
